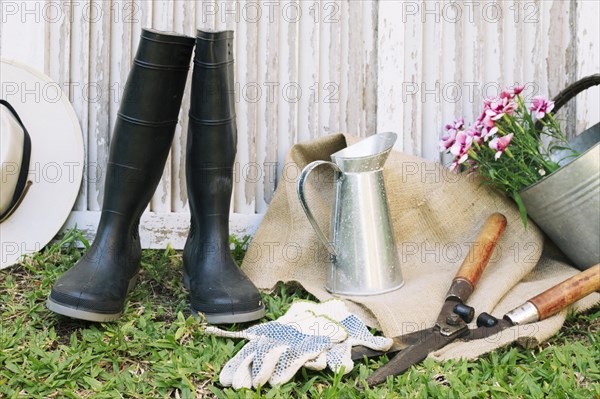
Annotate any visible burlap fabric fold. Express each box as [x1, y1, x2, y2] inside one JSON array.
[[241, 134, 599, 361]]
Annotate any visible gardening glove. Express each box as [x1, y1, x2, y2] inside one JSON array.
[[297, 299, 393, 374], [204, 301, 348, 389]]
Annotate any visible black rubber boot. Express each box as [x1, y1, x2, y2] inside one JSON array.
[[183, 30, 265, 324], [47, 29, 195, 322]]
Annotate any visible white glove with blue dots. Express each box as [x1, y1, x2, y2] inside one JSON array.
[[204, 299, 392, 389]]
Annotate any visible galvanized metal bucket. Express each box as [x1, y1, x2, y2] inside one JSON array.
[[519, 123, 600, 271]]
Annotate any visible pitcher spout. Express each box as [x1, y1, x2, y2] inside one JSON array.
[[331, 132, 397, 173]]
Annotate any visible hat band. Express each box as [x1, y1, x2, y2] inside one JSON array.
[[0, 100, 33, 223]]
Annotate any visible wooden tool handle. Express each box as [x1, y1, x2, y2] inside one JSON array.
[[530, 264, 600, 320], [456, 213, 507, 286], [447, 213, 507, 302]]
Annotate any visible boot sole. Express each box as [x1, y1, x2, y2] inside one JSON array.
[[46, 276, 138, 322], [184, 273, 266, 324], [191, 305, 266, 324]]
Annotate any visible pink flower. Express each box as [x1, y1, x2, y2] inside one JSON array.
[[475, 111, 498, 141], [481, 122, 498, 141], [450, 160, 461, 172], [486, 96, 517, 121], [499, 90, 513, 100], [440, 118, 465, 151], [500, 85, 526, 98], [450, 131, 473, 165], [476, 93, 516, 141], [512, 85, 525, 95], [445, 117, 465, 132], [439, 129, 457, 151], [464, 124, 483, 145], [530, 96, 554, 119], [489, 133, 514, 160]]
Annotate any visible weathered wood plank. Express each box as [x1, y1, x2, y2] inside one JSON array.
[[63, 211, 264, 249], [402, 0, 423, 156], [376, 1, 405, 151], [196, 0, 215, 31], [254, 1, 267, 211], [500, 1, 519, 89], [420, 0, 442, 161], [236, 5, 260, 214], [337, 0, 349, 135], [323, 0, 342, 137], [292, 1, 308, 145], [45, 0, 71, 92], [575, 0, 600, 134], [439, 0, 461, 165], [256, 0, 280, 211], [86, 0, 112, 211], [272, 1, 298, 184], [362, 0, 378, 138], [69, 0, 92, 211], [340, 0, 356, 136], [231, 2, 255, 214]]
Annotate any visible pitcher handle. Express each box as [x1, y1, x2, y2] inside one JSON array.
[[296, 160, 342, 257]]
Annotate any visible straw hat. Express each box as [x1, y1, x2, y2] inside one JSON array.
[[1, 58, 84, 269]]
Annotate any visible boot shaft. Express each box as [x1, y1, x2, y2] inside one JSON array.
[[186, 30, 238, 220], [101, 29, 195, 222], [190, 30, 236, 125], [121, 29, 195, 124]]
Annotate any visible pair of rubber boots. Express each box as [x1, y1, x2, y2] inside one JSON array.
[[47, 29, 265, 324]]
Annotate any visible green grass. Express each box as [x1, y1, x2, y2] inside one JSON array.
[[1, 229, 598, 399]]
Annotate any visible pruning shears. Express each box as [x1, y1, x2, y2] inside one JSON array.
[[349, 213, 600, 386]]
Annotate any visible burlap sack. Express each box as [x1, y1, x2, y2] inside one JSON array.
[[241, 134, 599, 361]]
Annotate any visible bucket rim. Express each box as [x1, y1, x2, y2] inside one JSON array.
[[519, 140, 600, 195]]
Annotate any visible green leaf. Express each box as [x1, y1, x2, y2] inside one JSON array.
[[83, 376, 103, 390], [4, 362, 20, 374], [512, 191, 528, 228], [174, 326, 186, 341]]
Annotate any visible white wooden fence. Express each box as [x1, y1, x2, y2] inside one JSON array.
[[1, 0, 598, 248]]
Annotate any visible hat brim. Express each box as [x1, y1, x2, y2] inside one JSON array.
[[1, 58, 84, 269]]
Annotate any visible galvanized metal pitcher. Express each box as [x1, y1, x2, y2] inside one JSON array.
[[297, 132, 403, 295]]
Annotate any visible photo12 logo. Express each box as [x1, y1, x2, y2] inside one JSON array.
[[1, 80, 132, 106], [229, 81, 339, 104], [1, 161, 83, 185], [2, 241, 42, 263], [200, 1, 341, 24], [400, 1, 540, 24], [1, 1, 141, 24], [401, 81, 539, 104], [1, 81, 66, 104]]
